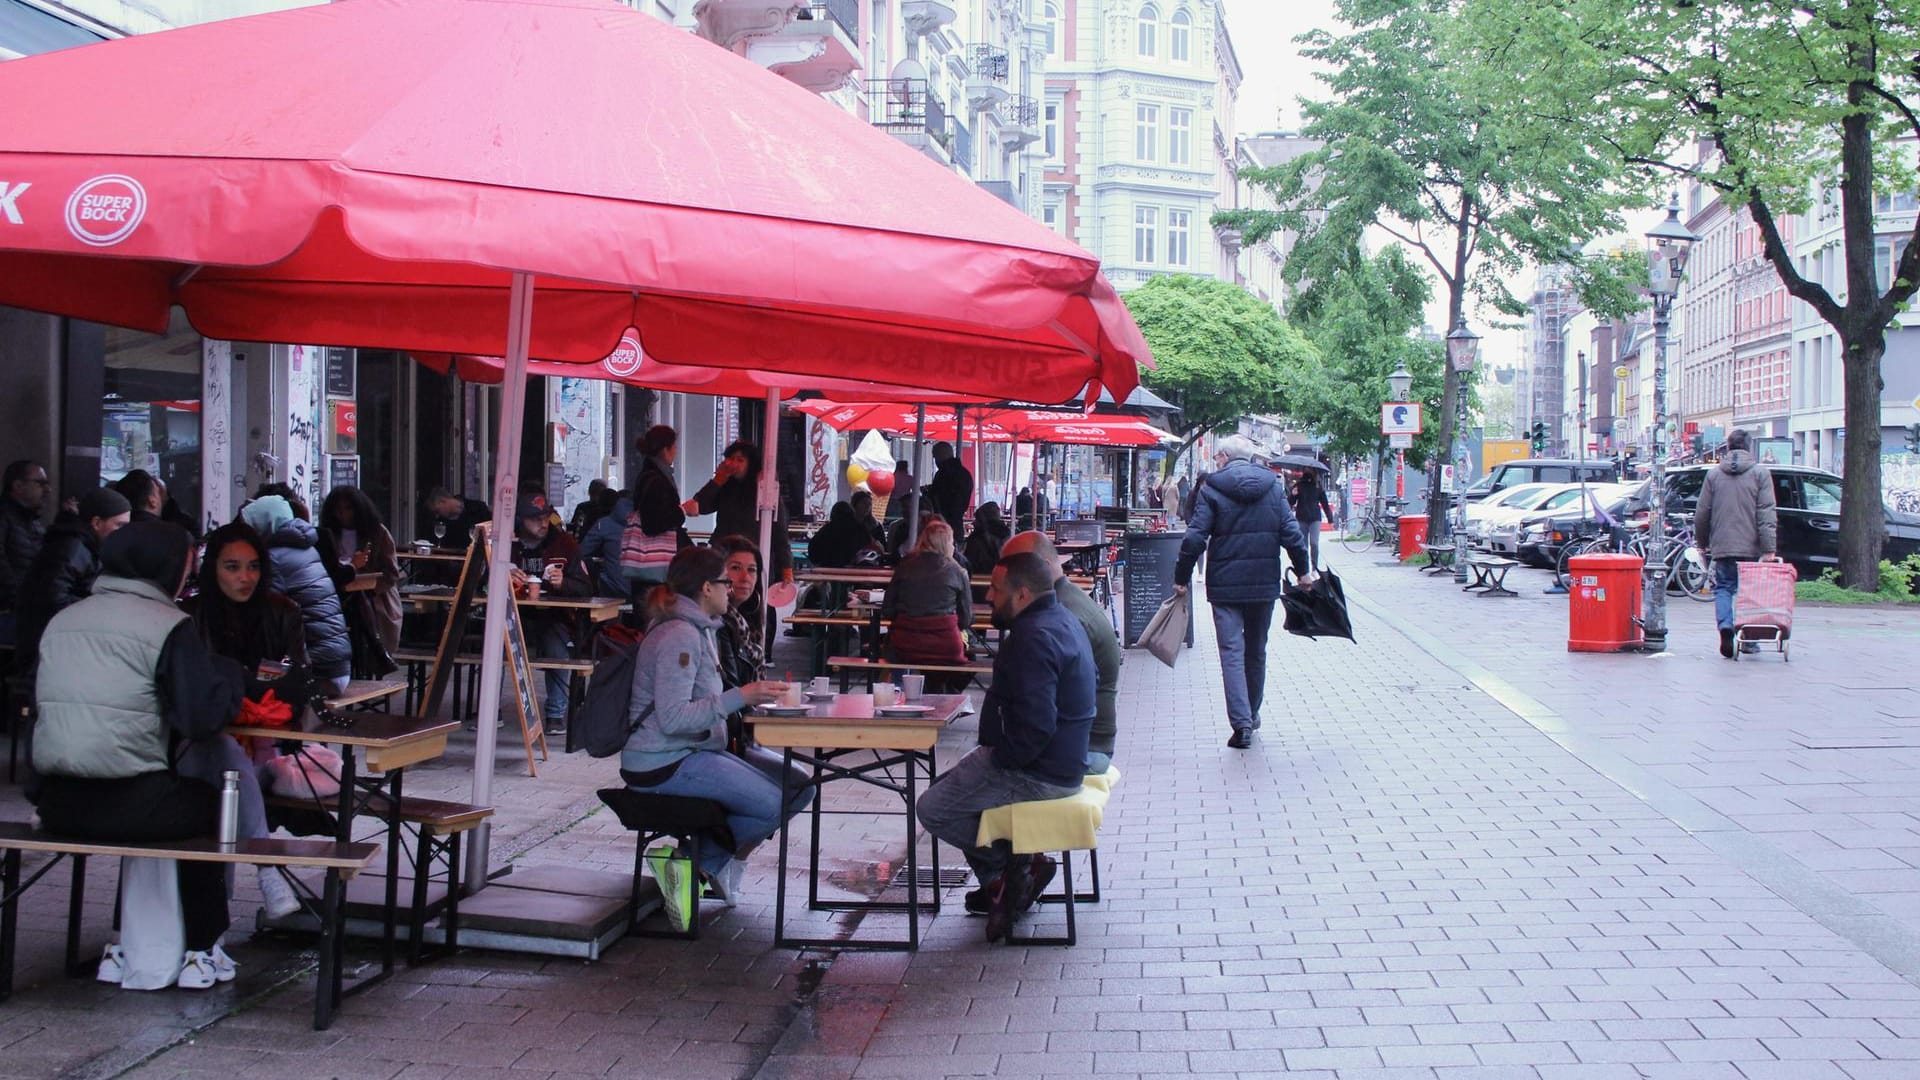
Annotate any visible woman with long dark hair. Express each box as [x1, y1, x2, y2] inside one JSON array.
[[689, 440, 793, 583], [628, 424, 688, 587], [319, 485, 403, 658]]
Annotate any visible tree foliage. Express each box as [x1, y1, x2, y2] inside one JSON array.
[[1123, 275, 1318, 456], [1214, 0, 1640, 538], [1463, 0, 1920, 589]]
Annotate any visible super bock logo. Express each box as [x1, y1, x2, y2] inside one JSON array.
[[602, 331, 643, 378], [64, 175, 147, 247]]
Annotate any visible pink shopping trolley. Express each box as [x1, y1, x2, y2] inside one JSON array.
[[1732, 559, 1797, 661]]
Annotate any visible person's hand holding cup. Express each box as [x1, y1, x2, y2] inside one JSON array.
[[543, 557, 566, 588], [741, 681, 788, 707]]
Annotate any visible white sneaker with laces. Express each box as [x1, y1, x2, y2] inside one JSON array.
[[209, 943, 238, 983], [258, 867, 302, 920], [176, 950, 222, 990], [96, 944, 124, 985]]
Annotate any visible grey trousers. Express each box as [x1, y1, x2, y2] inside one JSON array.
[[915, 747, 1079, 883], [1211, 599, 1275, 732]]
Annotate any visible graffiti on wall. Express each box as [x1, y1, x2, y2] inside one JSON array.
[[201, 339, 232, 532], [553, 376, 604, 514], [805, 416, 834, 518], [286, 344, 323, 508]]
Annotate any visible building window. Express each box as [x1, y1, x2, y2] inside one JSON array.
[[1136, 4, 1157, 58], [1170, 8, 1191, 62], [1167, 107, 1192, 165], [1134, 205, 1158, 263], [1042, 1, 1060, 59], [1166, 208, 1190, 266], [1044, 100, 1060, 163], [1043, 201, 1065, 236], [1135, 103, 1159, 161]]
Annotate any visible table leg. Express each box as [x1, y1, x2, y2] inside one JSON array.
[[330, 748, 358, 996], [381, 767, 404, 977], [905, 753, 919, 951], [773, 746, 793, 949], [807, 750, 824, 911]]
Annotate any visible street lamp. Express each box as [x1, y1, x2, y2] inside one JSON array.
[[1640, 192, 1698, 652], [1445, 323, 1481, 584], [1386, 360, 1413, 505]]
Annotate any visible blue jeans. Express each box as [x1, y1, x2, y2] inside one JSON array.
[[915, 747, 1081, 883], [1211, 599, 1274, 732], [1713, 557, 1741, 631], [627, 746, 812, 876]]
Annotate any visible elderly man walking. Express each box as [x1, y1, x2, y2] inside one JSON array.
[[1694, 428, 1779, 658], [1174, 435, 1312, 749]]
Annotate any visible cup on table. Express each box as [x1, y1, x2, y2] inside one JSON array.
[[543, 557, 566, 587], [808, 676, 832, 697], [525, 580, 542, 600], [781, 682, 805, 708], [901, 674, 925, 701], [873, 682, 900, 707], [412, 540, 434, 554]]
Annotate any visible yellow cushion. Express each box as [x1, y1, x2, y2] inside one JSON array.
[[1081, 765, 1121, 794], [976, 784, 1109, 854]]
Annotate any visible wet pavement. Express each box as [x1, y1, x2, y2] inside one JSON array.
[[6, 553, 1920, 1078]]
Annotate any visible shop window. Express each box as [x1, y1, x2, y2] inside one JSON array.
[[104, 308, 203, 528]]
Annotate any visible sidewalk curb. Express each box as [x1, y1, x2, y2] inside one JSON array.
[[1348, 582, 1920, 988]]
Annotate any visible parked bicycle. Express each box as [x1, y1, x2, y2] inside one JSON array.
[[1554, 513, 1711, 601], [1339, 496, 1405, 554]]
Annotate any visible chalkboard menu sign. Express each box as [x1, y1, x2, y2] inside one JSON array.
[[324, 347, 355, 398], [1123, 531, 1194, 649], [421, 524, 549, 775]]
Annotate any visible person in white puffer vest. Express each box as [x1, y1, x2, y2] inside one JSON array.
[[33, 520, 247, 990]]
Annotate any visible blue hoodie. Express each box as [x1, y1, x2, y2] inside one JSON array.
[[581, 496, 634, 597]]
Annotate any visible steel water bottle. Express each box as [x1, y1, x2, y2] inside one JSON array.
[[218, 770, 241, 848]]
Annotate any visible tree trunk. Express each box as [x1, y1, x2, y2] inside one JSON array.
[[1839, 325, 1888, 589]]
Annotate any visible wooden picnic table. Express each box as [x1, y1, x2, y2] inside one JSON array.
[[752, 692, 971, 951], [401, 588, 626, 623], [397, 549, 469, 564]]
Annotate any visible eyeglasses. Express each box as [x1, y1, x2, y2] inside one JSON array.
[[708, 577, 731, 587]]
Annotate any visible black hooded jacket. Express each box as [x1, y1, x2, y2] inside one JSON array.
[[1174, 460, 1311, 603]]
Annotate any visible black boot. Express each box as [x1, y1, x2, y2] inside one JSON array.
[[1719, 628, 1735, 659]]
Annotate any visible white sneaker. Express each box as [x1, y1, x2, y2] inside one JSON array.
[[706, 860, 743, 909], [96, 944, 124, 985], [258, 867, 302, 920], [209, 943, 238, 983], [176, 950, 222, 990]]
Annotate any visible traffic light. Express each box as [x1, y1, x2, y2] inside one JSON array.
[[1908, 423, 1920, 456], [1529, 421, 1549, 454]]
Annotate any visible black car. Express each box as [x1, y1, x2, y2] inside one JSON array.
[[1514, 481, 1652, 568], [1662, 463, 1920, 577]]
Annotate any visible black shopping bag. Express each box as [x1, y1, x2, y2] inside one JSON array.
[[1280, 567, 1354, 642]]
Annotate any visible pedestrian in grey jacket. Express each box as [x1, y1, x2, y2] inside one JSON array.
[[1693, 429, 1780, 657], [618, 547, 809, 904]]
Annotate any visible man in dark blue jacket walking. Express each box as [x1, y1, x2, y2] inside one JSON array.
[[1174, 435, 1312, 749], [916, 551, 1093, 941]]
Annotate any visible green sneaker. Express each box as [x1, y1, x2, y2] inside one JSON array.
[[646, 844, 696, 932]]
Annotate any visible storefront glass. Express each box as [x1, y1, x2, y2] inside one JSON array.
[[103, 309, 202, 526]]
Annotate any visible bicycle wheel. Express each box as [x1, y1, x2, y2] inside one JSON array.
[[1674, 551, 1714, 601], [1339, 514, 1377, 553], [1554, 537, 1599, 589]]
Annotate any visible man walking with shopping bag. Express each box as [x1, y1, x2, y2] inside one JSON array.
[[1694, 427, 1779, 658], [1173, 435, 1313, 749]]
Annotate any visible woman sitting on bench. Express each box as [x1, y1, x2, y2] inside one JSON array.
[[619, 547, 811, 904], [32, 521, 247, 990], [881, 519, 973, 691]]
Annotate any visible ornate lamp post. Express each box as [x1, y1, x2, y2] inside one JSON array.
[[1445, 323, 1481, 584], [1386, 360, 1413, 505], [1640, 193, 1698, 652]]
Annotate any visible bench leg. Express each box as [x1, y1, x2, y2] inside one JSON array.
[[0, 849, 19, 1002], [64, 854, 86, 977], [443, 832, 462, 956], [313, 867, 343, 1031], [409, 828, 431, 966], [1004, 851, 1076, 947]]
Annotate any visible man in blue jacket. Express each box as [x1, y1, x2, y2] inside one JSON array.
[[916, 551, 1094, 941], [1174, 435, 1313, 750]]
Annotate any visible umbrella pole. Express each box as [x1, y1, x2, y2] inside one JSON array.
[[465, 271, 534, 890], [906, 403, 926, 550], [758, 388, 779, 627]]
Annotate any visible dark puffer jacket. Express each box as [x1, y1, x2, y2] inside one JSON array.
[[13, 519, 102, 676], [263, 517, 352, 678], [0, 494, 46, 610], [1174, 460, 1310, 604]]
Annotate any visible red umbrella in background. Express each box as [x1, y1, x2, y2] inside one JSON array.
[[0, 0, 1149, 880], [794, 401, 1176, 446]]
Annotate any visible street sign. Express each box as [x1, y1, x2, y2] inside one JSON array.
[[1613, 365, 1630, 380], [1388, 432, 1413, 449], [1381, 403, 1422, 435]]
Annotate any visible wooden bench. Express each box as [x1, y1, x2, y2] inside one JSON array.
[[1418, 543, 1457, 575], [264, 794, 492, 962], [825, 656, 993, 691], [972, 767, 1118, 947], [1463, 555, 1520, 597], [0, 823, 378, 1029]]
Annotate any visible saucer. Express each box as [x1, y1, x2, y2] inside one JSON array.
[[874, 704, 934, 717], [755, 704, 813, 717]]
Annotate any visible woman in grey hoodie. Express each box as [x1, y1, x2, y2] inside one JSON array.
[[619, 547, 810, 903]]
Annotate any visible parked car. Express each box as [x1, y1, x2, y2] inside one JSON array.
[[1662, 464, 1920, 577], [1516, 482, 1652, 568], [1465, 483, 1571, 550], [1459, 458, 1620, 504]]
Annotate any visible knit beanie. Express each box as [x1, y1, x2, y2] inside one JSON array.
[[77, 487, 131, 523]]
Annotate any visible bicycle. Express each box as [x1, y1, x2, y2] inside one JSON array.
[[1339, 497, 1405, 554], [1554, 515, 1711, 602]]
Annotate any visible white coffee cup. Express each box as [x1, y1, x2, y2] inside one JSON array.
[[873, 683, 900, 707], [809, 676, 832, 696], [781, 683, 805, 708], [901, 674, 926, 701]]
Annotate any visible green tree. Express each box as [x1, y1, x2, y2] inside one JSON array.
[[1123, 274, 1318, 459], [1464, 0, 1920, 591], [1214, 0, 1638, 542]]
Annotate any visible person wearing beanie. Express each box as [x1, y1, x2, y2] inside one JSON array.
[[13, 486, 133, 680], [509, 493, 592, 735], [33, 519, 248, 989], [242, 494, 353, 694]]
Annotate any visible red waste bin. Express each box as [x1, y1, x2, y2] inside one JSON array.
[[1567, 552, 1644, 652], [1397, 514, 1428, 562]]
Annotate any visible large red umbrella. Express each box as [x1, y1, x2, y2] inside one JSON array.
[[0, 0, 1145, 403], [794, 401, 1176, 447], [0, 0, 1146, 877]]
